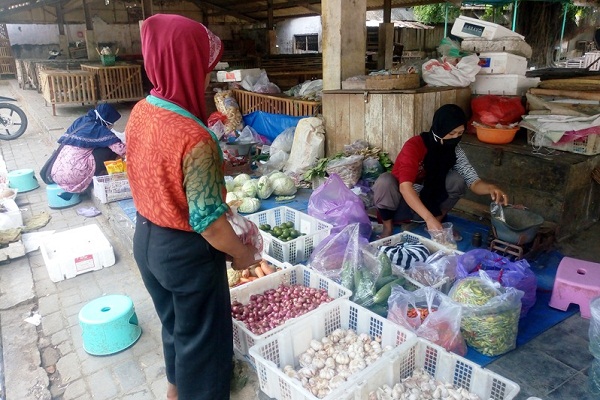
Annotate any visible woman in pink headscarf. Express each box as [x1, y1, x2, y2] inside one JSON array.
[[125, 14, 257, 400]]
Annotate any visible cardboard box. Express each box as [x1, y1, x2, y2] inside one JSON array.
[[452, 16, 524, 40], [471, 74, 540, 96], [477, 52, 528, 75], [40, 224, 115, 282], [216, 68, 262, 82]]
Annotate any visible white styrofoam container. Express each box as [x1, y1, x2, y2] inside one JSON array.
[[370, 231, 462, 294], [249, 299, 417, 400], [230, 263, 351, 363], [451, 16, 524, 40], [0, 199, 23, 230], [93, 172, 132, 204], [216, 68, 262, 82], [461, 37, 533, 59], [352, 338, 520, 400], [40, 224, 115, 282], [471, 74, 540, 96], [245, 206, 333, 265], [477, 52, 528, 75]]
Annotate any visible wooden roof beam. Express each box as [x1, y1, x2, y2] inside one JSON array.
[[210, 0, 321, 16], [190, 0, 260, 23]]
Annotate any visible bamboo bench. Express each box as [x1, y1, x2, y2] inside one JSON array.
[[232, 89, 320, 117], [40, 69, 97, 116]]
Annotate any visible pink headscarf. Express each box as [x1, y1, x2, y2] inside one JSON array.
[[141, 14, 223, 123]]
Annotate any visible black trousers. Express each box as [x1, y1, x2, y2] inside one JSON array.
[[92, 147, 119, 176], [133, 213, 233, 400]]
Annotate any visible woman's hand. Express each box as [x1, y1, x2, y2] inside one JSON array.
[[425, 218, 443, 233], [489, 185, 509, 205], [230, 243, 260, 271]]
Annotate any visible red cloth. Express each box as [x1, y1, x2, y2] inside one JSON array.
[[391, 136, 427, 184], [141, 14, 224, 123]]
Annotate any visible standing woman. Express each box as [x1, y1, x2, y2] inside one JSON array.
[[125, 14, 258, 400]]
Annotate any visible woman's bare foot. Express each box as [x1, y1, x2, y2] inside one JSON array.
[[167, 382, 178, 400], [380, 220, 393, 238]]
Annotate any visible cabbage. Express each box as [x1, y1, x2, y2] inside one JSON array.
[[225, 192, 241, 204], [241, 179, 258, 198], [238, 197, 261, 214], [256, 176, 274, 199], [225, 177, 236, 192], [271, 175, 297, 196], [268, 171, 287, 182], [233, 173, 251, 187]]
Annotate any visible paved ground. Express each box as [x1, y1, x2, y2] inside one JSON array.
[[0, 77, 599, 400], [0, 80, 261, 400]]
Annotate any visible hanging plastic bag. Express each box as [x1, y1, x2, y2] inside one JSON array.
[[226, 210, 263, 262], [456, 249, 537, 318], [307, 174, 372, 238], [388, 286, 467, 355]]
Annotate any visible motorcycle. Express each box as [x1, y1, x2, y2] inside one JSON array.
[[0, 96, 28, 140]]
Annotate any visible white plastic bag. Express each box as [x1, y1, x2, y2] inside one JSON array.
[[422, 54, 481, 87], [283, 117, 325, 176]]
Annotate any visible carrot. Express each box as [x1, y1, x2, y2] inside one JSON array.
[[255, 266, 266, 278], [260, 260, 276, 275]]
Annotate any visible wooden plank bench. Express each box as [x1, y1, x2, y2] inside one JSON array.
[[40, 69, 97, 116]]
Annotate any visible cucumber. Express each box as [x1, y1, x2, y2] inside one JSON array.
[[372, 278, 404, 305]]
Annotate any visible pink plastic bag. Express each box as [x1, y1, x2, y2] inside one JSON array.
[[226, 211, 263, 261]]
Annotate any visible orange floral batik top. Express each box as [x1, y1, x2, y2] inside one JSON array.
[[125, 95, 227, 233]]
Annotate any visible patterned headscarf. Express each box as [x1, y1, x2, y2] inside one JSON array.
[[141, 14, 223, 123]]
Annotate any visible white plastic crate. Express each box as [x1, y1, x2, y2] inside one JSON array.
[[40, 224, 115, 282], [230, 264, 351, 362], [527, 130, 600, 156], [370, 232, 462, 294], [245, 206, 332, 264], [352, 338, 520, 400], [477, 52, 527, 75], [451, 16, 524, 40], [249, 299, 418, 400], [93, 172, 132, 204]]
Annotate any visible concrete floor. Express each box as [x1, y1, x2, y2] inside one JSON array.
[[1, 78, 599, 400]]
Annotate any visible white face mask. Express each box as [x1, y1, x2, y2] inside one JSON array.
[[95, 109, 112, 127]]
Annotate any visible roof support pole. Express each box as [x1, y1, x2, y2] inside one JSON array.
[[511, 0, 518, 31], [559, 2, 568, 62], [444, 2, 449, 37], [55, 3, 69, 59], [82, 0, 99, 61], [378, 0, 393, 70], [322, 0, 367, 89]]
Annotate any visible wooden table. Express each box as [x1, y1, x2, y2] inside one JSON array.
[[80, 62, 144, 102]]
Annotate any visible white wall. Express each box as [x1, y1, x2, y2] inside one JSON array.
[[276, 16, 322, 54]]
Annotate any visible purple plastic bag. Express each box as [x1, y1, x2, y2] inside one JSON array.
[[307, 174, 372, 238], [456, 249, 537, 318]]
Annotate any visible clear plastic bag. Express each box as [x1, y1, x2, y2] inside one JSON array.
[[425, 222, 457, 250], [490, 201, 506, 222], [405, 250, 458, 288], [325, 154, 364, 188], [226, 210, 263, 262], [387, 286, 467, 355]]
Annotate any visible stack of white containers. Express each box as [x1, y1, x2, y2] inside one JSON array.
[[452, 16, 540, 96]]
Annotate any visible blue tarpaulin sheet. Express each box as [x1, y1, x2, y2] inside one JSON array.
[[243, 111, 306, 142]]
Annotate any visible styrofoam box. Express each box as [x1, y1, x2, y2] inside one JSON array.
[[370, 232, 462, 294], [249, 299, 417, 400], [477, 52, 528, 75], [461, 37, 532, 59], [230, 264, 351, 363], [451, 16, 524, 40], [0, 199, 23, 230], [245, 206, 333, 265], [93, 172, 132, 204], [471, 74, 540, 96], [351, 338, 520, 400], [40, 224, 115, 282], [216, 68, 262, 82]]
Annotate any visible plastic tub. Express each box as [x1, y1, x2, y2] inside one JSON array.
[[476, 126, 519, 144], [491, 207, 544, 245]]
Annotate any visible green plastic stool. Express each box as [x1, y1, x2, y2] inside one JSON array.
[[78, 295, 142, 356]]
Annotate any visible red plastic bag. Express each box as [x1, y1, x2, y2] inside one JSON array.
[[468, 95, 525, 133], [207, 111, 228, 128]]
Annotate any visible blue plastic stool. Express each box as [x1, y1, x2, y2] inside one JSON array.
[[78, 295, 142, 356], [46, 184, 81, 209], [8, 169, 39, 192]]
